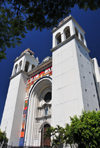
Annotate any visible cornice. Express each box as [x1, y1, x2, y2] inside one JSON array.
[[10, 70, 28, 80], [28, 58, 52, 78], [51, 35, 90, 53]]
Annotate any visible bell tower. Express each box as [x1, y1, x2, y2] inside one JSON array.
[[1, 48, 39, 146], [51, 15, 99, 127]]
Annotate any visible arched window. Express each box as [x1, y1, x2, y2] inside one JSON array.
[[25, 61, 29, 72], [75, 27, 78, 38], [14, 64, 18, 74], [56, 33, 61, 45], [44, 92, 51, 103], [64, 26, 70, 39], [19, 61, 22, 71]]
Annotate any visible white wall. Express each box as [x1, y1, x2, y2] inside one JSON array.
[[0, 72, 27, 146], [1, 74, 21, 138], [92, 58, 100, 106], [92, 58, 100, 83], [52, 39, 84, 127], [76, 42, 100, 111], [9, 73, 27, 146]]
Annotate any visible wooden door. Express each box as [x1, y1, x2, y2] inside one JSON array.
[[41, 124, 50, 147]]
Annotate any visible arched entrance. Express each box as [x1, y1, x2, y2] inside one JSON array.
[[41, 124, 51, 147], [25, 77, 52, 146]]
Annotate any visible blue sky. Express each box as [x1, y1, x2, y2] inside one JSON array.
[[0, 6, 100, 123]]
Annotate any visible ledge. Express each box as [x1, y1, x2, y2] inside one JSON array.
[[51, 35, 90, 53], [38, 104, 51, 109], [36, 115, 51, 120], [10, 70, 28, 80], [28, 58, 52, 78]]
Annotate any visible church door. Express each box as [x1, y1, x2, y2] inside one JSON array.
[[41, 124, 51, 147]]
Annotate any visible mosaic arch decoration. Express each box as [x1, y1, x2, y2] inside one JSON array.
[[19, 67, 52, 146]]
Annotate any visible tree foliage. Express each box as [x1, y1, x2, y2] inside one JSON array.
[[0, 129, 8, 147], [47, 111, 100, 148], [0, 0, 100, 61]]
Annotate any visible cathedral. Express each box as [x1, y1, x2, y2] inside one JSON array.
[[0, 15, 100, 147]]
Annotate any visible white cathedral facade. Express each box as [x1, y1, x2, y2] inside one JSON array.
[[1, 15, 100, 147]]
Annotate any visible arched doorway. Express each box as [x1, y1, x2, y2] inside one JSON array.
[[41, 124, 51, 147], [25, 77, 52, 146]]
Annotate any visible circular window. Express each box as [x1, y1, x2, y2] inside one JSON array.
[[44, 92, 51, 103]]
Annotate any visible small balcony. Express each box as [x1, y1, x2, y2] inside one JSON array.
[[36, 103, 51, 121]]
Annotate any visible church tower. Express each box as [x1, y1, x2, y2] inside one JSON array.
[[51, 15, 100, 127], [0, 48, 39, 146], [1, 15, 100, 147]]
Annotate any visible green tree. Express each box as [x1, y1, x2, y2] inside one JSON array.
[[0, 0, 100, 61], [0, 129, 8, 147], [47, 111, 100, 148]]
